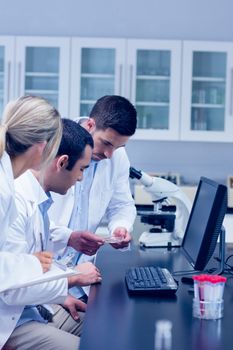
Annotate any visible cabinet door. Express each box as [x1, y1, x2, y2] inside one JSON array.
[[181, 41, 233, 142], [0, 36, 15, 118], [15, 37, 70, 117], [70, 38, 126, 118], [127, 40, 182, 140]]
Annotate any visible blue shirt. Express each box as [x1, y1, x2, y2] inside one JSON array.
[[65, 160, 98, 299], [68, 160, 98, 231], [16, 194, 54, 328], [38, 193, 53, 250]]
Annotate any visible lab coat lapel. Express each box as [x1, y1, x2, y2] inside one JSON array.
[[27, 200, 42, 252], [60, 186, 75, 226], [14, 171, 48, 252], [88, 160, 108, 230], [1, 152, 17, 226]]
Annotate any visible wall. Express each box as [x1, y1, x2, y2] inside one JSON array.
[[0, 0, 233, 184], [126, 140, 233, 185], [0, 0, 233, 41]]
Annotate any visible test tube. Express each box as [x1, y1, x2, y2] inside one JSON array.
[[154, 320, 172, 350]]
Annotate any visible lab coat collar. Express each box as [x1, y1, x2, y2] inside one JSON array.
[[15, 170, 48, 207], [1, 151, 14, 187]]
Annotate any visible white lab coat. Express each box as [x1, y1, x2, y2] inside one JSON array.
[[49, 147, 136, 234], [0, 152, 43, 292], [6, 170, 72, 256], [0, 279, 67, 349], [0, 151, 17, 248], [0, 170, 69, 348]]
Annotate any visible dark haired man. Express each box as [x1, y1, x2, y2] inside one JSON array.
[[2, 119, 103, 350], [49, 95, 137, 301]]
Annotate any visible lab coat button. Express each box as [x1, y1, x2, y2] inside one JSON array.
[[12, 317, 15, 320]]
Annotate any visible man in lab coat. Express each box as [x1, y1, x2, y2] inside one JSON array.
[[49, 95, 137, 301], [2, 119, 103, 350]]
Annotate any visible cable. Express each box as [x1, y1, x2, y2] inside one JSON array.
[[225, 254, 233, 266], [173, 256, 233, 277], [172, 269, 199, 276]]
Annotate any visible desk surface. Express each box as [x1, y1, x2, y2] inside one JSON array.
[[80, 244, 233, 350]]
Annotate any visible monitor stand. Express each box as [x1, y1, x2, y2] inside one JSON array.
[[173, 226, 226, 276], [213, 226, 225, 275]]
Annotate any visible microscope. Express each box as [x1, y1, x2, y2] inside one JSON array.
[[130, 167, 192, 248]]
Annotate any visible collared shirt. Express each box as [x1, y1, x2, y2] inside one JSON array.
[[13, 172, 56, 327], [12, 170, 71, 254], [16, 306, 48, 328], [0, 170, 68, 347], [66, 160, 98, 299], [38, 193, 54, 251], [17, 191, 54, 328], [68, 160, 98, 231]]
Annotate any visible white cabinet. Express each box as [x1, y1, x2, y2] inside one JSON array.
[[2, 36, 233, 143], [70, 38, 181, 140], [0, 36, 15, 117], [181, 41, 233, 142], [70, 38, 126, 118], [126, 40, 182, 140], [0, 36, 70, 118], [71, 39, 233, 142]]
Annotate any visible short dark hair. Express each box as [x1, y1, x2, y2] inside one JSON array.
[[89, 95, 137, 136], [57, 118, 93, 171]]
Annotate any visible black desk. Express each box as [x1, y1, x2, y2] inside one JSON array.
[[79, 244, 233, 350]]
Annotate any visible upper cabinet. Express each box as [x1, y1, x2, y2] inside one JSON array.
[[0, 37, 15, 117], [0, 36, 70, 118], [69, 38, 181, 140], [70, 38, 126, 118], [1, 36, 233, 142], [181, 41, 233, 142], [126, 40, 182, 140]]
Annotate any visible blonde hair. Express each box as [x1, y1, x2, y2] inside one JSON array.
[[0, 95, 62, 167]]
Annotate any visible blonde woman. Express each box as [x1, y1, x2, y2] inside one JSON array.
[[0, 95, 62, 292], [0, 105, 81, 350]]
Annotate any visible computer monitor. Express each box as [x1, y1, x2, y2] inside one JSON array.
[[181, 176, 227, 271]]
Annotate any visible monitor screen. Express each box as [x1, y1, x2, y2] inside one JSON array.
[[181, 177, 227, 271]]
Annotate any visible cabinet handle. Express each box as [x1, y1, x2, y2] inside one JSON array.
[[17, 62, 22, 97], [118, 64, 123, 95], [230, 68, 233, 116], [129, 64, 133, 101], [7, 61, 11, 102]]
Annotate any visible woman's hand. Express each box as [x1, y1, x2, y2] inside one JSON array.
[[33, 251, 53, 272]]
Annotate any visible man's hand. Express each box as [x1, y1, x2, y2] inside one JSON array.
[[62, 294, 87, 320], [68, 262, 102, 287], [68, 231, 104, 255], [110, 227, 132, 249], [33, 251, 53, 272]]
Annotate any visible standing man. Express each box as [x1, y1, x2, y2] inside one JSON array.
[[49, 95, 137, 300]]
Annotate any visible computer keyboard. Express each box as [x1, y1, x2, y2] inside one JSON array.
[[125, 266, 178, 296]]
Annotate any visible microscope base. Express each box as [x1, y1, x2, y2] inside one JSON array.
[[139, 231, 181, 248]]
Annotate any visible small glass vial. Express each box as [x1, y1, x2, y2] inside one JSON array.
[[154, 320, 172, 350]]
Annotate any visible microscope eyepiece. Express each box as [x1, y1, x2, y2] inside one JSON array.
[[129, 167, 142, 180]]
